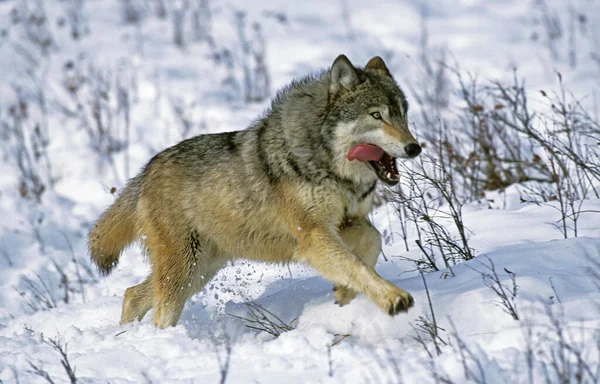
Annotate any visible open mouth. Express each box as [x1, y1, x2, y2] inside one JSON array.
[[347, 144, 400, 186]]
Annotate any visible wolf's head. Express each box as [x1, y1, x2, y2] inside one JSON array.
[[325, 55, 420, 186]]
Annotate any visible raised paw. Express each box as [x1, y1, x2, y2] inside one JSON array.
[[376, 285, 414, 316], [333, 285, 358, 306]]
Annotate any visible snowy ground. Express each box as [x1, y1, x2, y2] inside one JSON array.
[[0, 0, 599, 383]]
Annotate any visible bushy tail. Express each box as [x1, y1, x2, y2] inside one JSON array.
[[88, 176, 142, 275]]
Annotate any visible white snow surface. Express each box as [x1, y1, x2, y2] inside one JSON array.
[[0, 0, 599, 383]]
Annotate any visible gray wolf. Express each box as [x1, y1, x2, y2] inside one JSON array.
[[88, 55, 422, 328]]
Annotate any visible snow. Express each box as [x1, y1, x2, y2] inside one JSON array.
[[0, 0, 599, 383]]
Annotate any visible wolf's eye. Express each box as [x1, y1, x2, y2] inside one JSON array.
[[370, 112, 382, 120]]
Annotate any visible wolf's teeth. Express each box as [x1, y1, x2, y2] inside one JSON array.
[[386, 172, 391, 178]]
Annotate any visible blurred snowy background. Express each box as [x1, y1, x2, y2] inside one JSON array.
[[0, 0, 599, 383]]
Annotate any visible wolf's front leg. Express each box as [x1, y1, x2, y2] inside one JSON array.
[[333, 219, 382, 306], [294, 226, 413, 315]]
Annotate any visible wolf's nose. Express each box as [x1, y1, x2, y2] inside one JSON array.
[[404, 143, 422, 158]]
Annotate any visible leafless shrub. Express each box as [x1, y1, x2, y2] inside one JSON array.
[[28, 362, 56, 384], [389, 146, 474, 272], [169, 97, 194, 139], [58, 231, 98, 305], [532, 0, 563, 62], [191, 0, 213, 43], [232, 10, 271, 103], [248, 22, 270, 102], [1, 85, 53, 203], [409, 7, 451, 130], [422, 304, 600, 383], [58, 58, 136, 182], [410, 20, 600, 211], [64, 0, 90, 40], [357, 341, 405, 384], [61, 232, 90, 303], [233, 10, 252, 103], [519, 75, 600, 238], [391, 22, 481, 272], [172, 0, 189, 50], [14, 253, 97, 313], [415, 67, 557, 202], [526, 304, 600, 384], [9, 0, 56, 56], [121, 0, 147, 24], [454, 70, 554, 196], [411, 269, 447, 358], [15, 272, 58, 312], [28, 335, 78, 384], [167, 0, 218, 51], [409, 49, 599, 238], [324, 333, 351, 379], [227, 302, 297, 338], [80, 65, 127, 180], [531, 0, 591, 69], [164, 4, 269, 103], [215, 332, 232, 384], [219, 48, 242, 103], [475, 257, 519, 321], [425, 360, 454, 384], [447, 318, 489, 384], [549, 276, 562, 304], [207, 322, 235, 384], [148, 0, 167, 19]]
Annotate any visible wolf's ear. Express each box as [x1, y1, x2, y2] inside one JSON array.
[[365, 56, 391, 78], [330, 55, 359, 94]]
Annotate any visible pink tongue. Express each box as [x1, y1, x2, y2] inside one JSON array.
[[347, 144, 384, 162]]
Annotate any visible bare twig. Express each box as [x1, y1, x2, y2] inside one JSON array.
[[28, 335, 78, 384], [227, 302, 296, 338], [475, 258, 519, 320]]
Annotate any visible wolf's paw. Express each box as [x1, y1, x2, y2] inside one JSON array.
[[333, 285, 358, 306], [376, 285, 414, 316]]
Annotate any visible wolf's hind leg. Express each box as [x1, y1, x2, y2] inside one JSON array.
[[152, 265, 194, 327], [150, 232, 227, 328], [151, 250, 198, 328], [152, 259, 225, 328], [120, 275, 153, 324], [333, 220, 382, 306]]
